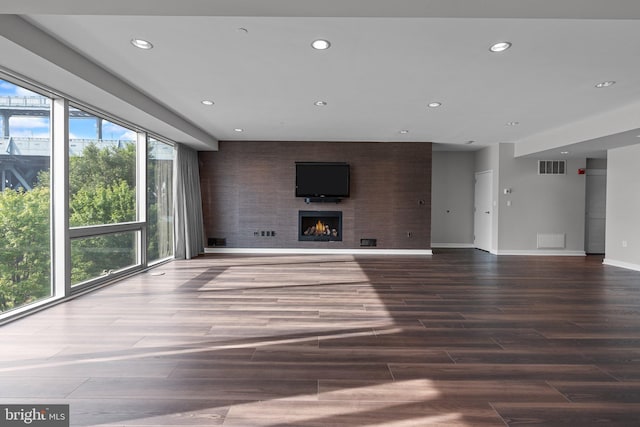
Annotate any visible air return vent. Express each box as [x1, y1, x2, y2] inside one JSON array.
[[538, 160, 566, 175], [537, 233, 565, 249], [360, 238, 377, 247]]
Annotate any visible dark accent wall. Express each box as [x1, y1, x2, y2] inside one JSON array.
[[199, 141, 432, 249]]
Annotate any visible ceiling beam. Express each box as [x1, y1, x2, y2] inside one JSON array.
[[514, 100, 640, 158], [0, 14, 218, 150]]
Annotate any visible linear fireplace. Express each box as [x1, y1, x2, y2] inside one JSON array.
[[299, 210, 342, 241]]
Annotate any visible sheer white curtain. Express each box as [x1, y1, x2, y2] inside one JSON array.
[[173, 144, 204, 259]]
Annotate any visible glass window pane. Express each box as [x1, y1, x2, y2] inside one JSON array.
[[147, 138, 174, 263], [71, 231, 139, 286], [68, 108, 137, 227], [0, 79, 51, 313]]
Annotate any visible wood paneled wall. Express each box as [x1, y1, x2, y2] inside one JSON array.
[[199, 141, 432, 249]]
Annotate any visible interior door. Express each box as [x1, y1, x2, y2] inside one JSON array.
[[474, 170, 493, 252], [585, 169, 607, 254]]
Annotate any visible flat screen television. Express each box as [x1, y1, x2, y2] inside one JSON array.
[[295, 162, 350, 198]]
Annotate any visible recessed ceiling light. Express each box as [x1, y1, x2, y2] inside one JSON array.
[[201, 100, 214, 106], [399, 130, 409, 134], [489, 42, 512, 52], [314, 101, 327, 106], [561, 151, 569, 154], [234, 128, 244, 132], [130, 38, 153, 50], [311, 39, 331, 50], [506, 121, 520, 126], [595, 81, 616, 88], [428, 102, 442, 108]]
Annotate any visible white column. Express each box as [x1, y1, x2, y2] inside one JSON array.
[[51, 98, 70, 296]]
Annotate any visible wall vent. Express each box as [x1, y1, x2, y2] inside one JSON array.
[[538, 160, 566, 175], [537, 233, 565, 249], [360, 238, 377, 247], [208, 237, 227, 247]]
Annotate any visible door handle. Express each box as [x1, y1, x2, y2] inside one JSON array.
[[484, 211, 490, 214]]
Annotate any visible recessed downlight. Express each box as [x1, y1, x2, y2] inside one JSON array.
[[561, 151, 569, 154], [311, 39, 331, 50], [131, 38, 153, 50], [234, 128, 244, 132], [314, 101, 327, 106], [489, 41, 512, 52], [201, 100, 214, 106], [428, 102, 442, 108], [399, 130, 409, 134], [595, 80, 616, 88], [506, 121, 520, 126]]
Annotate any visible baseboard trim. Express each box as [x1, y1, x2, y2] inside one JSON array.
[[204, 248, 433, 256], [431, 243, 475, 248], [494, 250, 586, 256], [603, 258, 640, 272]]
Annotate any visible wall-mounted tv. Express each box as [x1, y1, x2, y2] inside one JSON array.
[[295, 162, 350, 198]]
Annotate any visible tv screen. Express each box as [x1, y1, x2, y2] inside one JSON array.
[[295, 162, 350, 198]]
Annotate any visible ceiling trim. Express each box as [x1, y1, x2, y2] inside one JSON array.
[[2, 0, 640, 19]]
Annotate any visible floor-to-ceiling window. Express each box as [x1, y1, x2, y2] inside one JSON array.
[[147, 137, 174, 264], [0, 79, 51, 313], [0, 74, 176, 321]]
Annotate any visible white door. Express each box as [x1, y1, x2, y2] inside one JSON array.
[[474, 170, 493, 252], [585, 169, 607, 254]]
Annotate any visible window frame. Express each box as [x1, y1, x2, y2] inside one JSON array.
[[0, 73, 176, 322]]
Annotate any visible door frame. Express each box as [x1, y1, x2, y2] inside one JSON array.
[[474, 170, 493, 252]]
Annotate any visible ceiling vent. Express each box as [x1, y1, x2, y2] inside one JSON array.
[[538, 160, 566, 175]]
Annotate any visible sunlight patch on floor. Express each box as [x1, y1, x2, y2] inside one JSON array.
[[218, 379, 468, 427], [0, 327, 405, 374]]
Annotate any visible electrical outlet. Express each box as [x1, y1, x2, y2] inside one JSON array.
[[622, 240, 628, 248]]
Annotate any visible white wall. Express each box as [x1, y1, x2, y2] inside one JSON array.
[[431, 151, 474, 247], [497, 143, 586, 254], [439, 144, 587, 255], [475, 144, 498, 173], [604, 144, 640, 270]]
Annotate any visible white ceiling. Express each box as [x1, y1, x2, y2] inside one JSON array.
[[2, 1, 640, 156]]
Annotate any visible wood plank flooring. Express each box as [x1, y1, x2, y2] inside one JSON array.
[[2, 249, 640, 426]]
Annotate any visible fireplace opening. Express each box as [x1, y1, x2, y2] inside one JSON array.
[[299, 210, 342, 241]]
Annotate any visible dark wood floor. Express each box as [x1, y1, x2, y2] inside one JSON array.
[[2, 249, 640, 426]]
